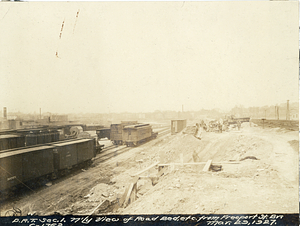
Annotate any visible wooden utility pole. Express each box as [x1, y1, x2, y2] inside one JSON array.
[[286, 100, 290, 120], [3, 107, 7, 120], [264, 109, 267, 119]]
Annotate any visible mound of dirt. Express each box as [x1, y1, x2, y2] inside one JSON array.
[[119, 127, 298, 214]]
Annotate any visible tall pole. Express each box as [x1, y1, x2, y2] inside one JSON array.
[[264, 109, 266, 119], [286, 100, 290, 120], [3, 107, 7, 120]]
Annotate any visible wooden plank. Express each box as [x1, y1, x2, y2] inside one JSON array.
[[131, 161, 159, 177], [158, 161, 239, 167], [119, 176, 140, 208], [123, 181, 138, 207], [203, 160, 212, 171], [159, 166, 168, 176], [88, 200, 108, 216], [214, 161, 240, 164], [158, 162, 206, 167], [123, 183, 134, 207], [139, 175, 154, 178], [119, 184, 130, 208], [131, 175, 140, 184]]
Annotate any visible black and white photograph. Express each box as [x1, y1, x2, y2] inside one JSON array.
[[0, 1, 299, 225]]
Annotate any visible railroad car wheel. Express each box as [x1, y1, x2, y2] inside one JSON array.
[[5, 207, 22, 216], [86, 159, 92, 166], [50, 172, 58, 180]]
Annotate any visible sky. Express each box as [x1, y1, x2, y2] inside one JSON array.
[[0, 1, 299, 114]]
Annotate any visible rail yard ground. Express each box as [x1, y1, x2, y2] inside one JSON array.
[[0, 120, 298, 216]]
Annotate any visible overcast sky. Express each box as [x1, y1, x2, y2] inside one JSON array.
[[0, 1, 298, 114]]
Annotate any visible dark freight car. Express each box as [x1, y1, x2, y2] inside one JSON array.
[[0, 134, 25, 151], [21, 146, 54, 182], [0, 145, 54, 191], [96, 128, 111, 140], [0, 150, 22, 190], [76, 139, 95, 163], [52, 141, 79, 171], [25, 130, 40, 146], [0, 138, 96, 192], [52, 139, 94, 171]]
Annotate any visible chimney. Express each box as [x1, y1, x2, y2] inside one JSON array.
[[3, 107, 7, 120], [286, 100, 290, 120]]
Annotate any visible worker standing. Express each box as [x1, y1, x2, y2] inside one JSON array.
[[237, 120, 241, 131]]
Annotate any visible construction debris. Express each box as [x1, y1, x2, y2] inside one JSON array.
[[240, 156, 259, 161]]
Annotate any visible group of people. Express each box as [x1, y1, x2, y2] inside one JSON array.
[[194, 118, 242, 139]]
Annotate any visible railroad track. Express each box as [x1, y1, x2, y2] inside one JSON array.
[[94, 145, 129, 162], [94, 127, 171, 163], [251, 119, 298, 131], [157, 128, 171, 137]]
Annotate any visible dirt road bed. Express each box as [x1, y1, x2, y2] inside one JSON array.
[[0, 123, 298, 216]]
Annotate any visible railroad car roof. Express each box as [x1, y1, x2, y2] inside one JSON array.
[[0, 145, 53, 158], [51, 138, 92, 146], [124, 124, 150, 129], [96, 128, 110, 131], [0, 134, 23, 139], [0, 126, 64, 135]]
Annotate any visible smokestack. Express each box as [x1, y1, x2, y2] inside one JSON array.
[[3, 107, 7, 120], [286, 100, 290, 120]]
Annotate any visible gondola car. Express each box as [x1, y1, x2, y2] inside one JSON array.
[[122, 124, 157, 147], [0, 134, 25, 151]]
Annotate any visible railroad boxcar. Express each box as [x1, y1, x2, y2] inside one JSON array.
[[171, 119, 187, 135], [78, 132, 103, 154], [0, 134, 26, 151], [76, 138, 95, 164], [0, 138, 96, 192], [96, 128, 111, 140], [0, 150, 22, 190], [110, 121, 137, 145], [110, 124, 123, 145], [52, 138, 94, 172], [85, 124, 104, 131], [122, 124, 157, 146], [0, 145, 54, 191], [52, 141, 79, 172], [121, 121, 138, 126], [20, 146, 54, 182]]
